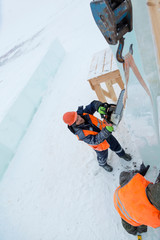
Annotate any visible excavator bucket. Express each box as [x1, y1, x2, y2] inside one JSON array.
[[90, 0, 132, 45]]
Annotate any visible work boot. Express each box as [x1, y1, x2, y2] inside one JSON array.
[[102, 163, 113, 172], [121, 153, 132, 161]]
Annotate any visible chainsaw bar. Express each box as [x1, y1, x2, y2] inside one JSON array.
[[110, 89, 125, 126]]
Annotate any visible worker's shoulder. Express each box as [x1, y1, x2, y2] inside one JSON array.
[[119, 170, 136, 187]]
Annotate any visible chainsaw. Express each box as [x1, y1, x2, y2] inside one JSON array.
[[100, 89, 125, 126]]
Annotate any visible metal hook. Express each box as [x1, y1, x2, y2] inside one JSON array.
[[116, 37, 133, 63], [116, 37, 125, 63], [129, 43, 133, 55]]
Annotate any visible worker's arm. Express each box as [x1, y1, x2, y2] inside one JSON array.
[[76, 126, 113, 145], [77, 100, 103, 115]]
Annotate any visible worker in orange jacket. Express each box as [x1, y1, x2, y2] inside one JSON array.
[[114, 163, 160, 235], [63, 100, 131, 172]]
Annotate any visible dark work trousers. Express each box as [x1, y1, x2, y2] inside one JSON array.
[[121, 219, 147, 235], [95, 134, 125, 166]]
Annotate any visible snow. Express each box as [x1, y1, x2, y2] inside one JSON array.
[[0, 0, 160, 240], [88, 48, 118, 79]]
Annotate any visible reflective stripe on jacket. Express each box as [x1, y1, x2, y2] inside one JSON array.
[[114, 173, 160, 228], [76, 113, 110, 151]]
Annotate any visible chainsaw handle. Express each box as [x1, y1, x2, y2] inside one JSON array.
[[102, 118, 112, 126], [100, 114, 111, 123]]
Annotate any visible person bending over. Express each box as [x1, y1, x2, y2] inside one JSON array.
[[114, 163, 160, 235]]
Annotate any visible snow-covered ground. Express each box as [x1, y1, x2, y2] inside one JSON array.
[[0, 0, 160, 240]]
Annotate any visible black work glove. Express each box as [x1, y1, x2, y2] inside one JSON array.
[[139, 163, 150, 176]]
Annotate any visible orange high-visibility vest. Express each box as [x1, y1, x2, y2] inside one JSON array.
[[76, 113, 110, 151], [114, 173, 160, 228]]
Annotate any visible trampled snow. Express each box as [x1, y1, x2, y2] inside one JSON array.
[[0, 0, 160, 240]]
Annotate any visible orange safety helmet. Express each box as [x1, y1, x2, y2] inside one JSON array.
[[63, 111, 77, 126]]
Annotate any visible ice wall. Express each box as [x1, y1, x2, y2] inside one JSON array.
[[109, 0, 160, 167], [133, 0, 160, 134], [0, 39, 65, 180], [132, 0, 160, 167]]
